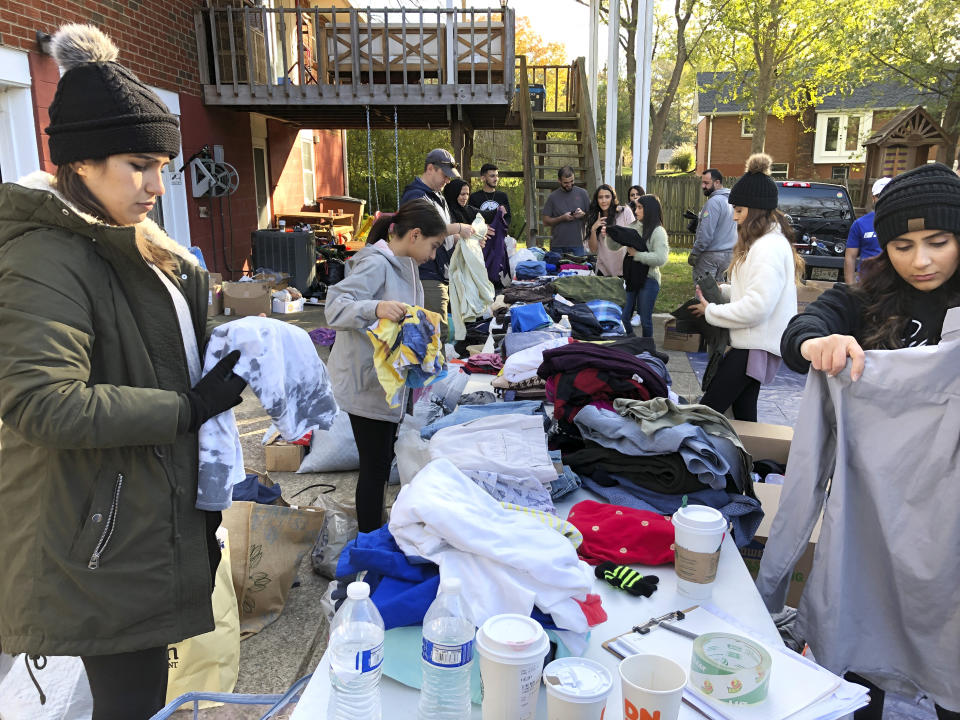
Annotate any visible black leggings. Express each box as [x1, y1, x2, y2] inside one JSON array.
[[846, 673, 960, 720], [81, 646, 168, 720], [348, 413, 399, 533], [699, 348, 761, 421]]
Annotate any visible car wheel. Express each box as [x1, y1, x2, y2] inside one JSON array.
[[833, 242, 845, 254]]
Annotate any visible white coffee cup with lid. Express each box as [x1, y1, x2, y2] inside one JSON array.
[[672, 505, 728, 599], [542, 657, 613, 720], [475, 614, 550, 720]]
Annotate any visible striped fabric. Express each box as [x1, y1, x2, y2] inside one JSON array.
[[500, 502, 583, 548]]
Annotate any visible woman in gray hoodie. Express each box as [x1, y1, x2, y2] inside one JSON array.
[[325, 200, 448, 531]]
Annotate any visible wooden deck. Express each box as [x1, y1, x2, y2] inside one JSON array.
[[196, 6, 515, 129]]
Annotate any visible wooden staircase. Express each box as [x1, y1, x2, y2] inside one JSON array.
[[517, 58, 601, 247]]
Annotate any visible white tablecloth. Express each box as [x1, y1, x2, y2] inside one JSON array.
[[292, 480, 780, 720]]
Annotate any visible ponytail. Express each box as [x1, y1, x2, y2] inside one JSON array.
[[368, 199, 447, 244]]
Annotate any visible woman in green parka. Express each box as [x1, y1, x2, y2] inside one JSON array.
[[0, 24, 247, 719]]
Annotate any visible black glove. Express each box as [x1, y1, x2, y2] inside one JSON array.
[[684, 210, 699, 234], [185, 349, 247, 432], [687, 253, 699, 267], [595, 562, 660, 597]]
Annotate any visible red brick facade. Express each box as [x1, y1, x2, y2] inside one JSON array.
[[1, 2, 346, 278], [696, 111, 896, 183]]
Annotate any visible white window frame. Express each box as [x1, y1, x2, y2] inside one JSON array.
[[0, 46, 40, 181], [149, 86, 192, 249], [740, 116, 754, 137], [300, 129, 316, 206], [814, 111, 872, 164], [770, 162, 789, 180]]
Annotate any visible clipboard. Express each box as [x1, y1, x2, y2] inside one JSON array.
[[602, 605, 700, 659]]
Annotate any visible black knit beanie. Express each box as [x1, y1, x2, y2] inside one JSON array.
[[728, 154, 779, 210], [45, 24, 181, 166], [874, 162, 960, 247]]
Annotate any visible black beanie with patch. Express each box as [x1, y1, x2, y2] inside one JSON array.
[[874, 162, 960, 247], [45, 24, 181, 166]]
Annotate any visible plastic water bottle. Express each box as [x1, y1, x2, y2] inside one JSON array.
[[417, 578, 475, 719], [327, 581, 385, 720], [559, 315, 572, 332]]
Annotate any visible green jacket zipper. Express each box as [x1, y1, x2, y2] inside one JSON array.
[[88, 473, 124, 570]]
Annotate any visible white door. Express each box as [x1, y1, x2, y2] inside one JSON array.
[[0, 47, 40, 182]]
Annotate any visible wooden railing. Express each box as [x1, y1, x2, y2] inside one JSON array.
[[571, 58, 602, 196], [195, 6, 515, 103], [526, 64, 572, 114], [517, 55, 538, 246]]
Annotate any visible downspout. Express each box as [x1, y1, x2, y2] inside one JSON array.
[[707, 116, 714, 169], [341, 129, 350, 196]]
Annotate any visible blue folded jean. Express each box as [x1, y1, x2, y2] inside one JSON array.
[[420, 400, 547, 439]]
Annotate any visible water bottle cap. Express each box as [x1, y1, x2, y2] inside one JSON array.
[[346, 581, 370, 600], [440, 577, 462, 593]]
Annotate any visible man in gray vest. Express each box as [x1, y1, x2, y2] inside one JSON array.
[[689, 168, 737, 282]]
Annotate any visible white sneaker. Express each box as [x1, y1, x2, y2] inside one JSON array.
[[631, 314, 641, 326]]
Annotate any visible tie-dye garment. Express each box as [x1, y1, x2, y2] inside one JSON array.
[[198, 317, 339, 510], [366, 306, 446, 409]]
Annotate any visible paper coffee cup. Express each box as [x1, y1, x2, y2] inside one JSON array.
[[672, 505, 727, 600], [476, 614, 550, 720], [543, 657, 613, 720], [619, 654, 688, 720]]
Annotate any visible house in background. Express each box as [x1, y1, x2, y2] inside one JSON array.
[[694, 72, 934, 193], [0, 0, 352, 278]]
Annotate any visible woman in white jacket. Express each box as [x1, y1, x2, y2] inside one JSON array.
[[691, 154, 804, 420]]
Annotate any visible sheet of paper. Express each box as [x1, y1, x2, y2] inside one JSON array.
[[614, 607, 841, 720]]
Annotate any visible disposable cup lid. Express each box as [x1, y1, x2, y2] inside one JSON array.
[[543, 658, 613, 702], [476, 614, 549, 662], [673, 505, 726, 533]]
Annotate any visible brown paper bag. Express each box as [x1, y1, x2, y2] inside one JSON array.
[[165, 527, 240, 706], [221, 501, 326, 637]]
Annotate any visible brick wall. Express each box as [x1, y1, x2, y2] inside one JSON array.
[[695, 114, 802, 179], [269, 125, 345, 216], [178, 94, 258, 279], [1, 1, 201, 95]]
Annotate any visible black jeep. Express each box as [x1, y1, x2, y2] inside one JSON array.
[[777, 181, 855, 281]]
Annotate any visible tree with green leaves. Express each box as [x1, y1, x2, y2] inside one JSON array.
[[864, 0, 960, 166], [709, 0, 874, 154]]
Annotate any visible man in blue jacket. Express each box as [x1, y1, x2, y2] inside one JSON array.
[[399, 148, 477, 341], [689, 168, 737, 282], [844, 177, 891, 284]]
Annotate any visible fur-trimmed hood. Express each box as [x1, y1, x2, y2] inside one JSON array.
[[1, 171, 197, 266]]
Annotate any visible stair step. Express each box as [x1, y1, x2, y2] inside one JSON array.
[[533, 165, 586, 173], [531, 139, 582, 145], [533, 112, 578, 120]]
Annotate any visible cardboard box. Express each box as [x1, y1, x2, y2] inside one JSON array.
[[730, 419, 793, 464], [264, 439, 305, 472], [796, 279, 834, 309], [222, 281, 272, 317], [740, 481, 822, 607], [662, 319, 701, 352], [272, 296, 306, 314], [207, 272, 223, 318]]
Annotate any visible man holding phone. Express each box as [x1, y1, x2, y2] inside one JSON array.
[[542, 166, 590, 255]]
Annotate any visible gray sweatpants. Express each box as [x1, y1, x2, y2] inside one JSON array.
[[692, 250, 733, 284]]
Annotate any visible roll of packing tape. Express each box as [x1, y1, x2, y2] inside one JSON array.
[[689, 633, 772, 704]]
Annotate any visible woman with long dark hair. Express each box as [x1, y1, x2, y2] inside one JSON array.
[[586, 183, 634, 276], [691, 154, 804, 420], [325, 200, 447, 533], [627, 184, 645, 213], [779, 163, 960, 720], [608, 194, 668, 338]]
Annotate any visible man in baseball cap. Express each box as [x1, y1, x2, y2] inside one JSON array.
[[399, 148, 469, 340], [844, 176, 892, 284]]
